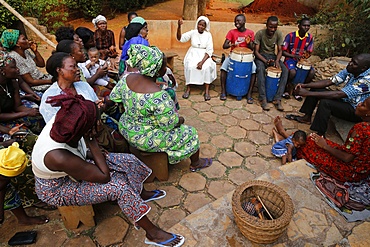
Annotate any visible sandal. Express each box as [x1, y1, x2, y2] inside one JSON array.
[[144, 190, 166, 203], [285, 114, 311, 125], [247, 97, 253, 104], [182, 91, 190, 99], [220, 93, 227, 101], [145, 233, 185, 247], [190, 158, 213, 172], [282, 92, 291, 99], [204, 93, 211, 101], [294, 95, 303, 101]]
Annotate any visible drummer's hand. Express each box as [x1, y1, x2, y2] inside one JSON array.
[[266, 59, 274, 67], [275, 61, 281, 69]]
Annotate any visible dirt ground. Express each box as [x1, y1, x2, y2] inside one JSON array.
[[68, 0, 299, 34]]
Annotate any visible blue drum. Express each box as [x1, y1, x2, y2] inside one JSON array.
[[226, 47, 254, 100], [292, 59, 311, 85], [265, 67, 282, 102]]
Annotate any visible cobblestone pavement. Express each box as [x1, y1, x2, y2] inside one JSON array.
[[1, 49, 368, 247]]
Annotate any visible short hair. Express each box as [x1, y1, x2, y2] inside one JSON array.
[[293, 130, 307, 142], [267, 16, 278, 23], [88, 47, 99, 54], [56, 40, 77, 54], [55, 26, 75, 43], [46, 52, 71, 82], [357, 53, 370, 69], [299, 17, 310, 25], [75, 27, 94, 47], [127, 12, 138, 21], [235, 14, 246, 22]]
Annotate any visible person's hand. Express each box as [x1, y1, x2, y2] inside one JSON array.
[[294, 86, 309, 96], [109, 45, 116, 52], [266, 59, 275, 67], [275, 60, 281, 69], [178, 19, 183, 26], [21, 93, 41, 102], [97, 64, 108, 77], [310, 133, 327, 149], [196, 61, 203, 70], [26, 108, 40, 117], [29, 41, 37, 52]]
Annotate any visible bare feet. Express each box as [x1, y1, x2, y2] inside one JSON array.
[[18, 215, 49, 225]]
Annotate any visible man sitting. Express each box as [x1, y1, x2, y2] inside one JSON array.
[[287, 53, 370, 136]]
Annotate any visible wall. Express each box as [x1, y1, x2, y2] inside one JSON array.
[[146, 20, 328, 52]]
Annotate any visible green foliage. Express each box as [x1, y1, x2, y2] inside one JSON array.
[[0, 0, 24, 33], [312, 1, 370, 58]]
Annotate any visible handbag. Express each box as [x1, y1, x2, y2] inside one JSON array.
[[95, 122, 129, 153]]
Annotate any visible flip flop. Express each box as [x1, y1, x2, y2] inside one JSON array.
[[220, 93, 227, 101], [204, 93, 211, 101], [247, 97, 253, 104], [282, 92, 291, 99], [285, 114, 311, 125], [182, 92, 190, 99], [144, 190, 167, 203], [294, 95, 303, 101], [190, 158, 213, 172], [145, 233, 185, 247]]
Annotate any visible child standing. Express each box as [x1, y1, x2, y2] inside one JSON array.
[[272, 116, 306, 164], [80, 47, 115, 89]]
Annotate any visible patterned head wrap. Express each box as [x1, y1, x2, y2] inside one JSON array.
[[46, 93, 97, 143], [0, 29, 20, 50], [92, 15, 107, 28], [195, 16, 210, 32], [0, 50, 14, 68], [127, 44, 163, 77]]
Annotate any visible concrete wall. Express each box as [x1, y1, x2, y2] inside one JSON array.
[[146, 20, 328, 52]]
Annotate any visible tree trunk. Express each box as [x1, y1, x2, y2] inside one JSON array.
[[198, 0, 207, 17], [182, 0, 198, 20]]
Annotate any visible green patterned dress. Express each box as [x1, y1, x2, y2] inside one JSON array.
[[110, 75, 199, 164]]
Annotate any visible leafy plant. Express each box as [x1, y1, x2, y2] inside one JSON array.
[[0, 0, 24, 33]]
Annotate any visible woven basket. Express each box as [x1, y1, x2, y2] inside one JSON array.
[[232, 180, 294, 244]]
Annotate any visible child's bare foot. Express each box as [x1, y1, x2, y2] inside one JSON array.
[[18, 215, 49, 225]]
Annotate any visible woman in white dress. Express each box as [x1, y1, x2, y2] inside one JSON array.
[[177, 16, 216, 101]]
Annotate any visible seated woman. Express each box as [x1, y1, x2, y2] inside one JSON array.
[[119, 17, 149, 75], [32, 93, 184, 247], [0, 51, 45, 135], [92, 15, 117, 60], [275, 97, 370, 182], [0, 134, 48, 225], [110, 44, 212, 172], [0, 29, 52, 92], [118, 12, 138, 50], [176, 16, 217, 101]]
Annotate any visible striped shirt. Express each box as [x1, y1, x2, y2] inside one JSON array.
[[282, 30, 314, 59]]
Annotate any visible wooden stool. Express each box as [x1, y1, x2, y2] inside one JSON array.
[[129, 145, 169, 182], [58, 205, 95, 229], [164, 52, 178, 71]]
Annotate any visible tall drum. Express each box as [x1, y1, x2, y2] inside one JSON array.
[[226, 47, 254, 100], [292, 59, 311, 85], [265, 67, 282, 102]]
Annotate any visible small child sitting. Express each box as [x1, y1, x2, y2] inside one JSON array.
[[80, 47, 116, 89], [272, 116, 307, 164], [156, 67, 180, 111]]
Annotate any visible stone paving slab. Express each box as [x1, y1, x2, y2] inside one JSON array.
[[169, 160, 369, 246]]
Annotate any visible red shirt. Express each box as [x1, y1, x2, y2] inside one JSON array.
[[225, 29, 255, 51]]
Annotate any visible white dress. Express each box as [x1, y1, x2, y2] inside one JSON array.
[[180, 29, 217, 85]]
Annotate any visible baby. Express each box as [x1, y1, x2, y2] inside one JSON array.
[[272, 116, 307, 164], [80, 47, 115, 89]]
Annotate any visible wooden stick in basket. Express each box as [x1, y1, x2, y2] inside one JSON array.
[[257, 195, 274, 220]]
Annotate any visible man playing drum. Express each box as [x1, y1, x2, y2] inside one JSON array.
[[282, 17, 315, 101], [254, 16, 288, 111], [219, 14, 256, 102]]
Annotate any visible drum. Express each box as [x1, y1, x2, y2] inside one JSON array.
[[292, 59, 311, 85], [226, 47, 254, 100], [265, 67, 282, 102]]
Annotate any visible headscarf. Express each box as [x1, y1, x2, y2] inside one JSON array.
[[0, 50, 14, 68], [47, 93, 97, 143], [0, 142, 27, 177], [195, 16, 210, 32], [92, 15, 107, 28], [0, 29, 20, 50], [127, 44, 163, 77], [125, 17, 147, 41]]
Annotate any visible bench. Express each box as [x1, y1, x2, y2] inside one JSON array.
[[164, 52, 178, 71], [129, 145, 169, 183], [58, 205, 95, 229]]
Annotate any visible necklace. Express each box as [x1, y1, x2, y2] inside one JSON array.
[[0, 84, 11, 98]]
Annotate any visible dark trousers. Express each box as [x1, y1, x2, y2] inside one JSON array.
[[299, 89, 362, 135], [255, 54, 288, 101]]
